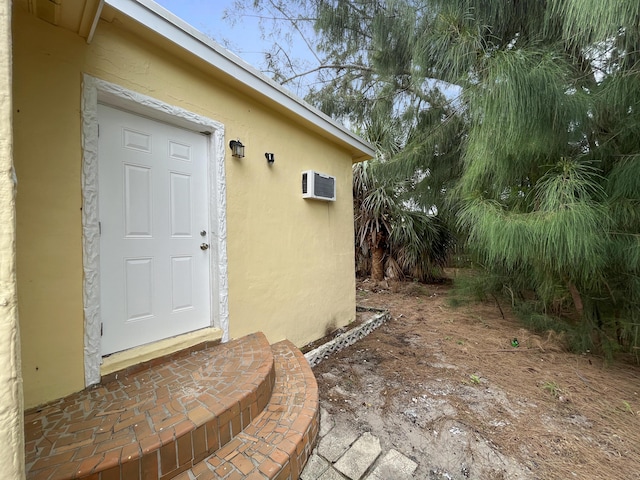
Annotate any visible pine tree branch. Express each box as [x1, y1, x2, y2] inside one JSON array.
[[281, 64, 375, 84], [265, 0, 322, 64]]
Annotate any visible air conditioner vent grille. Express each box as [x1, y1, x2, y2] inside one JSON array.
[[314, 173, 335, 198]]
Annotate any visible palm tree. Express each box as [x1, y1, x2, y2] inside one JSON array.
[[353, 160, 452, 282]]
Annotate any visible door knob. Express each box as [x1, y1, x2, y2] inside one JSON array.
[[200, 243, 209, 250]]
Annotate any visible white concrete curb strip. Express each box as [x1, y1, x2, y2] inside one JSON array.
[[304, 308, 390, 367]]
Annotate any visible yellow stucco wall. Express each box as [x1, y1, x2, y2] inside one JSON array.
[[13, 5, 357, 408]]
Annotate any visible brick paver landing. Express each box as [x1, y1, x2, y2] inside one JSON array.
[[174, 340, 319, 480], [25, 333, 280, 480]]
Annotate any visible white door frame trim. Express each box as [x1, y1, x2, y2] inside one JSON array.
[[81, 74, 229, 387]]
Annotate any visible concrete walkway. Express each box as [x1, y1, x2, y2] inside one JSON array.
[[300, 408, 418, 480]]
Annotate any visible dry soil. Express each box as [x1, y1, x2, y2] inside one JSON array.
[[312, 278, 640, 479]]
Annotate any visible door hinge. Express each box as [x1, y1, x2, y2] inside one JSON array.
[[100, 323, 103, 336], [98, 124, 100, 137], [98, 221, 102, 235]]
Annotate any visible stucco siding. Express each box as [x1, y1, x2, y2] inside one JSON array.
[[14, 8, 88, 408], [14, 5, 357, 408], [0, 0, 25, 477]]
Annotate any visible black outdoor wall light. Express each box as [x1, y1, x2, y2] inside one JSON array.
[[265, 153, 275, 164], [229, 139, 245, 158]]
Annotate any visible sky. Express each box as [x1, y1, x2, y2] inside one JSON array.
[[154, 0, 266, 64], [153, 0, 319, 96], [154, 1, 314, 70]]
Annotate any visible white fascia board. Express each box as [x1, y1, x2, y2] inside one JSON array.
[[104, 0, 375, 160]]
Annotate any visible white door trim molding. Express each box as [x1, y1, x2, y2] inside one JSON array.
[[81, 74, 229, 387]]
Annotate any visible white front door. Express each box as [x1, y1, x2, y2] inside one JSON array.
[[98, 104, 212, 355]]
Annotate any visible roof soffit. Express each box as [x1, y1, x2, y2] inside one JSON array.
[[25, 0, 103, 40]]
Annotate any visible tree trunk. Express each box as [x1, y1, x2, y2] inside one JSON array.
[[371, 245, 385, 281], [567, 279, 584, 318]]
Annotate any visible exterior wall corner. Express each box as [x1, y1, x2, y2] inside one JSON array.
[[0, 0, 25, 478]]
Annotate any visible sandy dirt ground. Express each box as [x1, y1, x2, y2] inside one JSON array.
[[311, 278, 640, 480]]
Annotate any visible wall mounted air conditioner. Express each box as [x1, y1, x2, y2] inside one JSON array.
[[302, 170, 336, 201]]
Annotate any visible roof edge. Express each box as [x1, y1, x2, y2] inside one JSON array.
[[103, 0, 375, 160]]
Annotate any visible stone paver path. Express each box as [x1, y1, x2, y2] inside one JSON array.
[[301, 408, 418, 480]]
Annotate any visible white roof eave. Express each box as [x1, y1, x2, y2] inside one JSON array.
[[103, 0, 375, 160]]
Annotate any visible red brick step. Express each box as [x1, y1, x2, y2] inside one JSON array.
[[173, 340, 319, 480], [25, 333, 275, 480]]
